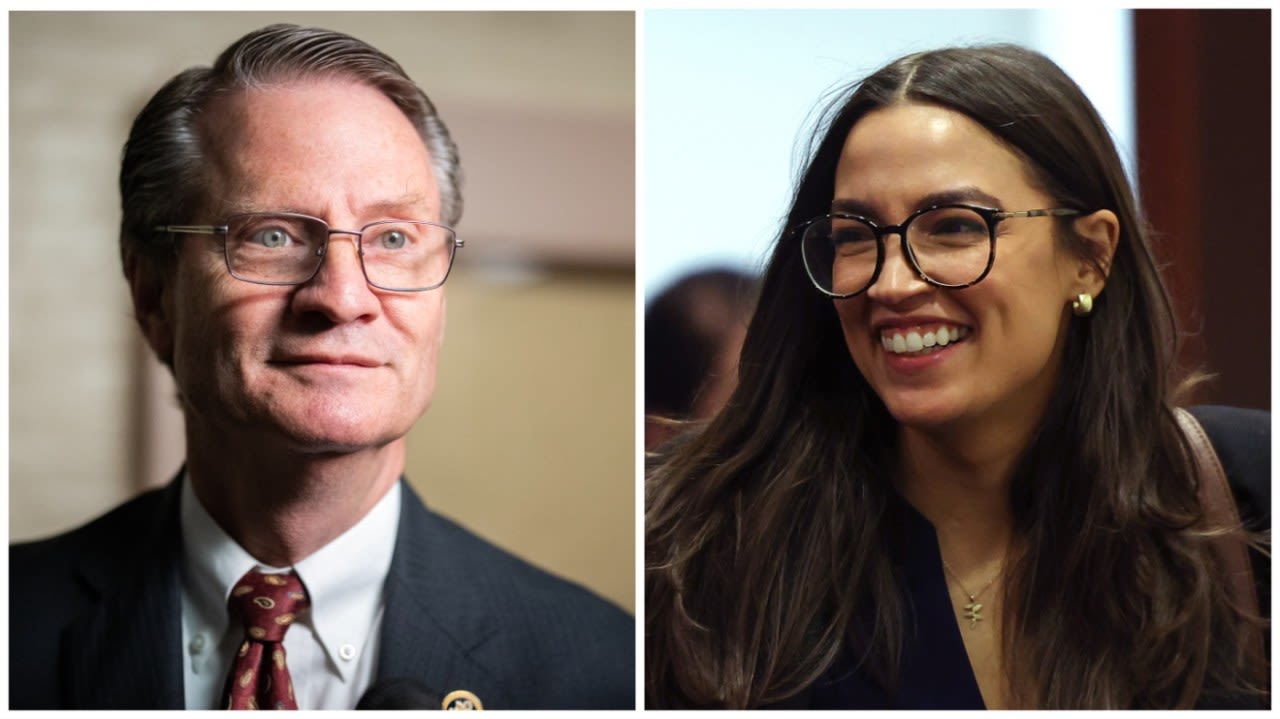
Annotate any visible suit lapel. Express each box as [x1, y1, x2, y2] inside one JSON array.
[[377, 481, 510, 709], [63, 480, 186, 709]]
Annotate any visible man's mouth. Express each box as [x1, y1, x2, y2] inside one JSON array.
[[274, 354, 382, 368]]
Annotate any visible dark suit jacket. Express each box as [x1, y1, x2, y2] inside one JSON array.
[[10, 478, 635, 709]]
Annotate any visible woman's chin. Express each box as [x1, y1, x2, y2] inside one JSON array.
[[878, 392, 969, 431]]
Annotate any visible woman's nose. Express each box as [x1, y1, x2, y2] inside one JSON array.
[[866, 233, 930, 303]]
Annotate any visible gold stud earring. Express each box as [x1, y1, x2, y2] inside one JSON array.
[[1071, 293, 1094, 317]]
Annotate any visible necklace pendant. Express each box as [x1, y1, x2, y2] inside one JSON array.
[[963, 599, 983, 629], [942, 559, 1003, 631]]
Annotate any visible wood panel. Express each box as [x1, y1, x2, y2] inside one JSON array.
[[1133, 10, 1270, 409]]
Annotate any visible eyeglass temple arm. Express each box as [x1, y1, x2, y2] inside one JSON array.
[[993, 208, 1081, 220], [153, 225, 230, 235]]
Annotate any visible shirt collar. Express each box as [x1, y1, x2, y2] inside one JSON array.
[[179, 475, 401, 682]]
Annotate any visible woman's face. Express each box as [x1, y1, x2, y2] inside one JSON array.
[[832, 102, 1088, 434]]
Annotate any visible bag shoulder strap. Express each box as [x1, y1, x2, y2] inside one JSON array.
[[1173, 407, 1264, 665]]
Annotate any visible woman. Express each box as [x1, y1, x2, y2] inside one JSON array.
[[645, 44, 1268, 709]]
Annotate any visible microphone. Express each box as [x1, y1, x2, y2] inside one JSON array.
[[356, 678, 442, 709]]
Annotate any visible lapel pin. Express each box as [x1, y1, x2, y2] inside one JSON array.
[[442, 689, 483, 710]]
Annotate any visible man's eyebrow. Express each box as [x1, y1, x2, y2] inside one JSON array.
[[218, 202, 291, 216], [361, 194, 434, 218], [831, 186, 1006, 219], [215, 194, 435, 220]]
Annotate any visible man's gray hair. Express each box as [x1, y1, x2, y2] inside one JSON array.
[[119, 23, 462, 268]]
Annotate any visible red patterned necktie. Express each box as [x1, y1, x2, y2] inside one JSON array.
[[222, 569, 310, 710]]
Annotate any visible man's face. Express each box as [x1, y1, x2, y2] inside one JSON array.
[[158, 77, 446, 453]]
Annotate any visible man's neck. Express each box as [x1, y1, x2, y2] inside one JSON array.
[[184, 432, 404, 567]]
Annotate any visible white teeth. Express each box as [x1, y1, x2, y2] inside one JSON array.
[[879, 325, 969, 355]]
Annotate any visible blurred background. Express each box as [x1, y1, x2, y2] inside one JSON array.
[[642, 8, 1269, 427], [9, 12, 635, 613]]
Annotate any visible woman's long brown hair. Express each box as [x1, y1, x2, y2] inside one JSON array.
[[645, 44, 1268, 709]]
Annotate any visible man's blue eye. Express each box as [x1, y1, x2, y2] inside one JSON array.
[[252, 228, 292, 248], [378, 230, 409, 249]]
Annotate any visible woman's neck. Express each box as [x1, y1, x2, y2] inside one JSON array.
[[895, 424, 1020, 571]]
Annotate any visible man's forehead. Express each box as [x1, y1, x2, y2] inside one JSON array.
[[196, 80, 440, 221]]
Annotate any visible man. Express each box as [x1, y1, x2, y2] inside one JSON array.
[[10, 24, 633, 710]]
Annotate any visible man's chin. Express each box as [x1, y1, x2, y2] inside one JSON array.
[[183, 388, 424, 456], [275, 422, 408, 455], [237, 406, 414, 456]]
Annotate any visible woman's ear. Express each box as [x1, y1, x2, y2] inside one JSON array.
[[1069, 209, 1120, 298]]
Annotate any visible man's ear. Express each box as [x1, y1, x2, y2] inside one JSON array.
[[1068, 209, 1120, 299], [125, 253, 175, 366]]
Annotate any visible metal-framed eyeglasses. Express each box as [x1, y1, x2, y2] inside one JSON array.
[[154, 211, 464, 292], [798, 203, 1080, 298]]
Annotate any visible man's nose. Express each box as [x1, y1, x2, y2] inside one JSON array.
[[865, 233, 930, 303], [290, 231, 381, 322]]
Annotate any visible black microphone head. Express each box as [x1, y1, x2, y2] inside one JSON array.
[[356, 678, 442, 709]]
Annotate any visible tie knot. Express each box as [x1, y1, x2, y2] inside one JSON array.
[[228, 569, 309, 643]]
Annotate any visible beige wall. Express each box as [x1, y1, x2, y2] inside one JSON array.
[[9, 11, 635, 613]]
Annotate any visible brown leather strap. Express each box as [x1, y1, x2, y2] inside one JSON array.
[[1173, 407, 1263, 667]]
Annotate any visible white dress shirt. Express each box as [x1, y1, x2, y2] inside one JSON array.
[[179, 477, 401, 709]]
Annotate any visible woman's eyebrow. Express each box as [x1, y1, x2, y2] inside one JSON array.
[[830, 197, 876, 217], [830, 187, 1006, 219], [915, 187, 1004, 209]]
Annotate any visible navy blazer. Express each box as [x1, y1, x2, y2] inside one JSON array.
[[9, 478, 635, 709]]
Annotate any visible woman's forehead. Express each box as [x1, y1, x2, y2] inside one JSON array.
[[833, 103, 1045, 213]]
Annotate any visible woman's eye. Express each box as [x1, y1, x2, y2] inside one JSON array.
[[831, 224, 874, 246], [934, 219, 984, 235]]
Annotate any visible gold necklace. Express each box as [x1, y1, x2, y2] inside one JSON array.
[[941, 558, 1002, 630]]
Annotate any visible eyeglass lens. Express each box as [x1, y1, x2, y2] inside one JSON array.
[[801, 206, 993, 296], [225, 214, 456, 291]]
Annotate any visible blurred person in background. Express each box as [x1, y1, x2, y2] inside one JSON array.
[[645, 268, 759, 450]]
